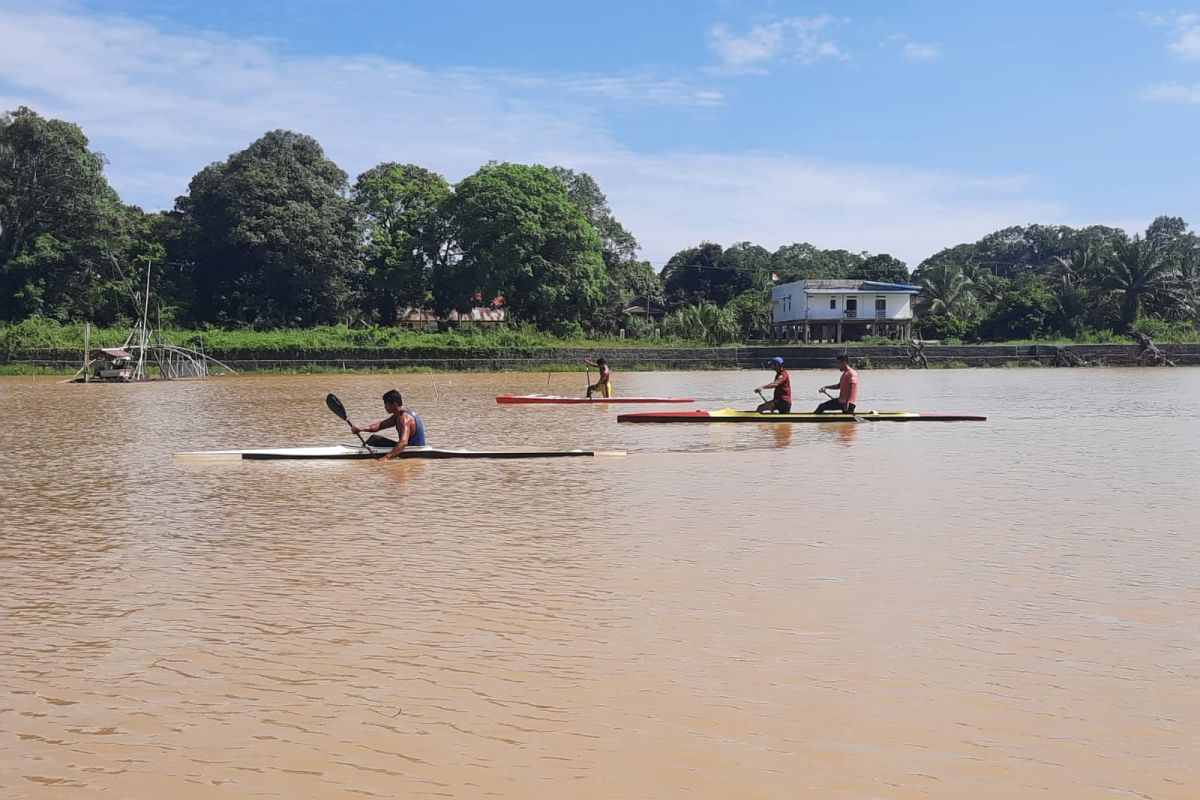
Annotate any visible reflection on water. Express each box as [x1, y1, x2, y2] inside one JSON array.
[[2, 369, 1198, 799]]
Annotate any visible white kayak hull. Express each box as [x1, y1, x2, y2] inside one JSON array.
[[173, 444, 625, 461]]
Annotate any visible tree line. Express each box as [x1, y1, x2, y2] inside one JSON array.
[[2, 106, 1197, 343]]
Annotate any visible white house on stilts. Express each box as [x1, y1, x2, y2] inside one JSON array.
[[770, 279, 921, 342]]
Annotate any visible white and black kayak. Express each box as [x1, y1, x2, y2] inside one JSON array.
[[173, 444, 626, 461]]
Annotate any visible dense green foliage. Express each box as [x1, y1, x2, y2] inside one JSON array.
[[352, 162, 451, 325], [912, 220, 1200, 341], [3, 106, 1198, 343], [439, 163, 605, 329]]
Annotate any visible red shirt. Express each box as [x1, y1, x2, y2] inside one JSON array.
[[838, 367, 859, 405], [773, 369, 792, 404]]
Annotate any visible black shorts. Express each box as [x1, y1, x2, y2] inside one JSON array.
[[775, 400, 792, 413]]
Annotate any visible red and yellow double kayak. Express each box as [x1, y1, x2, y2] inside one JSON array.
[[497, 394, 695, 404], [617, 408, 986, 423]]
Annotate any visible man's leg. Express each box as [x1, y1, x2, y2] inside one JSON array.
[[814, 398, 842, 413]]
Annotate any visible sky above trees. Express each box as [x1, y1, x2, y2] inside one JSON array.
[[1, 0, 1198, 266]]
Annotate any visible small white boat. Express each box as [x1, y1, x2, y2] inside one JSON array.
[[173, 444, 626, 461]]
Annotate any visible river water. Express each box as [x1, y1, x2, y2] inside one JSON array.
[[1, 368, 1197, 799]]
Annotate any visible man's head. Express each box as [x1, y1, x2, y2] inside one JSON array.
[[596, 357, 607, 366], [382, 389, 403, 410], [836, 354, 850, 371], [769, 356, 784, 370]]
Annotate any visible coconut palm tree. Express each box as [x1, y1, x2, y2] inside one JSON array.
[[916, 263, 976, 316]]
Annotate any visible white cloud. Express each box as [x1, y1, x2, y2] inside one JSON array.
[[882, 33, 941, 62], [707, 16, 846, 73], [0, 4, 1066, 266], [901, 42, 941, 61], [1139, 83, 1200, 103], [1139, 12, 1200, 59]]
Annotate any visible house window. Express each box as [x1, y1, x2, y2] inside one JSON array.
[[875, 297, 886, 311], [829, 298, 837, 310]]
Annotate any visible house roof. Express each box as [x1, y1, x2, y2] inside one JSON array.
[[781, 279, 920, 294], [803, 287, 919, 294]]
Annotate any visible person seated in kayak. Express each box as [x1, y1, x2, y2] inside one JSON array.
[[756, 356, 791, 413], [815, 354, 858, 414], [351, 389, 426, 460], [584, 357, 614, 398]]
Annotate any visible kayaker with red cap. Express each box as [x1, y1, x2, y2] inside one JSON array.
[[756, 356, 791, 413]]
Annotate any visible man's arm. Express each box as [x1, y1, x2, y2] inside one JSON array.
[[758, 377, 782, 391], [380, 415, 412, 460], [352, 416, 396, 435]]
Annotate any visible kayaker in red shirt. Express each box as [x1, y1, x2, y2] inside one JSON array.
[[815, 354, 858, 413], [756, 356, 792, 413]]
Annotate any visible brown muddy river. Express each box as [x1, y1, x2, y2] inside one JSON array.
[[1, 368, 1197, 798]]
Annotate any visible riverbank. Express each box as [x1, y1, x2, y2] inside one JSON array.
[[4, 342, 1198, 375]]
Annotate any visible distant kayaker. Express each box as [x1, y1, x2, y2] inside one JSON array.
[[585, 357, 614, 398], [351, 389, 427, 460], [815, 355, 858, 414], [756, 356, 791, 413]]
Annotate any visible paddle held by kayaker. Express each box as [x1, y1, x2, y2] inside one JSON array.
[[350, 389, 427, 460], [815, 354, 858, 414], [584, 357, 614, 398], [756, 356, 792, 413]]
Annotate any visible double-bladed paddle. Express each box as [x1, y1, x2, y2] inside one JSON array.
[[325, 393, 368, 446]]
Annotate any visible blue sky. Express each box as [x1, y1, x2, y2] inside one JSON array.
[[1, 0, 1198, 267]]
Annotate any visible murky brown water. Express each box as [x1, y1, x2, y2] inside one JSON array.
[[2, 368, 1197, 798]]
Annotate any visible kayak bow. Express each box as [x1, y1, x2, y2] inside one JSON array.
[[617, 408, 986, 423], [174, 444, 627, 461], [497, 394, 694, 404]]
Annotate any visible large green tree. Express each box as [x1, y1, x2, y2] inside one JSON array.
[[174, 130, 358, 326], [549, 166, 663, 332], [0, 106, 129, 322], [352, 162, 450, 324], [440, 162, 605, 327], [663, 241, 768, 306], [770, 243, 863, 283], [849, 253, 910, 284]]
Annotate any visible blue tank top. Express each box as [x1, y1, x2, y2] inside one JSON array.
[[402, 408, 426, 446]]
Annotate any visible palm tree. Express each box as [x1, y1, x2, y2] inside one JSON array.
[[1102, 236, 1182, 328], [916, 263, 976, 317], [1049, 248, 1098, 337]]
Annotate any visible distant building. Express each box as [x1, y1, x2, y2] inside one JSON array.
[[623, 294, 668, 321], [397, 300, 506, 331], [770, 279, 921, 342]]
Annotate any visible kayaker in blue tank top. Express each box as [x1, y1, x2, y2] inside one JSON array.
[[351, 389, 427, 460]]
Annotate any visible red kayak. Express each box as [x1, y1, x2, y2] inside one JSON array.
[[497, 394, 695, 405]]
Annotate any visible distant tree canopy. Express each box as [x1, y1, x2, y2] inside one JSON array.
[[0, 107, 136, 323], [352, 162, 450, 325], [173, 130, 359, 327], [913, 218, 1199, 340], [2, 106, 1197, 342], [439, 162, 605, 328]]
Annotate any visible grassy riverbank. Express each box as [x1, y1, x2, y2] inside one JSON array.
[[0, 319, 710, 355]]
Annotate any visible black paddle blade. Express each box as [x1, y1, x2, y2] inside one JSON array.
[[325, 393, 349, 421]]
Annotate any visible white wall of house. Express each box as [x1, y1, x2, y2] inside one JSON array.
[[771, 283, 915, 324]]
